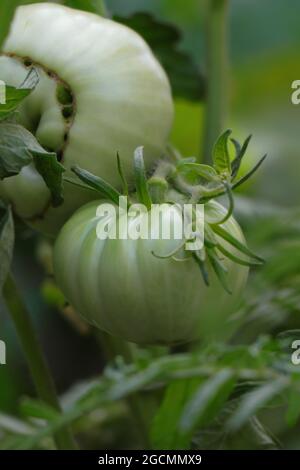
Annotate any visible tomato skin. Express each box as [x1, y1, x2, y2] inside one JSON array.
[[53, 199, 248, 345], [0, 4, 173, 235]]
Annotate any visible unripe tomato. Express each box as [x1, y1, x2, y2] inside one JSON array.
[[53, 199, 248, 345], [0, 4, 173, 235]]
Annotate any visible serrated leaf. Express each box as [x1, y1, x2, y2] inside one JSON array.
[[213, 129, 232, 175], [151, 378, 201, 450], [226, 378, 288, 432], [180, 369, 236, 433], [0, 202, 14, 293], [115, 13, 205, 101]]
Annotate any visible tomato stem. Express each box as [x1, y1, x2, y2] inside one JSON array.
[[3, 272, 77, 450], [202, 0, 230, 163]]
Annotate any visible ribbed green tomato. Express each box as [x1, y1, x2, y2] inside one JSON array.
[[53, 199, 248, 345], [0, 3, 173, 235]]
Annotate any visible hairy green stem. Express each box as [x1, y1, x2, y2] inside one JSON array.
[[3, 272, 77, 450], [202, 0, 230, 163]]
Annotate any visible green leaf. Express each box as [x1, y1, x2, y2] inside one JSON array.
[[211, 224, 264, 263], [151, 378, 201, 450], [0, 69, 39, 121], [117, 152, 129, 196], [232, 154, 267, 190], [231, 135, 252, 179], [0, 123, 64, 206], [207, 249, 232, 294], [64, 0, 108, 16], [212, 129, 232, 175], [72, 165, 121, 205], [115, 13, 205, 101], [177, 161, 219, 182], [180, 369, 236, 433], [32, 153, 65, 208], [134, 146, 152, 210], [0, 202, 14, 293], [226, 378, 288, 432]]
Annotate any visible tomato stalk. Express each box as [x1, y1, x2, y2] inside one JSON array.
[[3, 272, 77, 450], [202, 0, 230, 163]]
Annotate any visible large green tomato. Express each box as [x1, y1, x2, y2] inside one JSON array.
[[0, 3, 173, 235], [53, 199, 248, 345]]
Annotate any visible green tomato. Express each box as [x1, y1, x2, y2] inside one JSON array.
[[53, 199, 248, 345], [0, 3, 173, 235]]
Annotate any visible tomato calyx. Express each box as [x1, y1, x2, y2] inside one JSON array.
[[67, 130, 265, 292]]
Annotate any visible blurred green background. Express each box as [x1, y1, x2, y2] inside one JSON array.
[[1, 0, 300, 449]]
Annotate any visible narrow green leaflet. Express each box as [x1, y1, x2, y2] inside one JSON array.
[[213, 129, 232, 175], [177, 161, 219, 182], [226, 377, 288, 432], [231, 135, 252, 179], [179, 369, 236, 433], [150, 378, 201, 450], [0, 123, 65, 206], [207, 249, 232, 294], [134, 146, 152, 210], [0, 69, 39, 121], [211, 224, 264, 263], [115, 13, 205, 101], [0, 202, 14, 293], [72, 165, 121, 205]]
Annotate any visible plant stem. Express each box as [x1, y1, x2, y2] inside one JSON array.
[[3, 272, 77, 450], [97, 331, 150, 448], [202, 0, 230, 163]]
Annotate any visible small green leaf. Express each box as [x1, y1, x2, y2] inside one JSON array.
[[213, 129, 232, 175], [151, 378, 200, 450], [226, 378, 288, 432], [134, 146, 152, 210], [232, 154, 267, 190], [0, 123, 33, 177], [231, 135, 252, 179], [217, 243, 263, 267], [177, 161, 219, 182], [180, 369, 236, 432], [72, 165, 121, 205], [0, 68, 39, 121], [0, 202, 14, 293]]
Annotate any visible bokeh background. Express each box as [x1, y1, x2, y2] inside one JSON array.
[[1, 0, 300, 449]]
